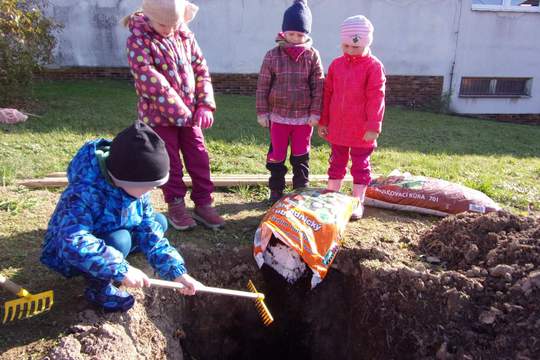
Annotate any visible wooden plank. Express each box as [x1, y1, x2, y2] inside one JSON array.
[[18, 177, 69, 188], [19, 174, 354, 189], [45, 172, 67, 178], [43, 173, 340, 180]]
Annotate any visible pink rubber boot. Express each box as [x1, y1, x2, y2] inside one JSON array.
[[351, 184, 368, 220], [326, 179, 342, 192]]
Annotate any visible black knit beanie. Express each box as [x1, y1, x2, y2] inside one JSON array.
[[282, 0, 312, 34], [106, 121, 170, 188]]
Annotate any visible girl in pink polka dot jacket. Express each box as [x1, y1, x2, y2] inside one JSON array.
[[123, 0, 224, 231]]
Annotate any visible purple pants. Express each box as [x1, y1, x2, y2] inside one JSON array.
[[328, 144, 375, 185], [153, 126, 213, 206]]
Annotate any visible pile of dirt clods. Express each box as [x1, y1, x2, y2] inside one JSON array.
[[417, 210, 540, 359], [43, 212, 539, 360]]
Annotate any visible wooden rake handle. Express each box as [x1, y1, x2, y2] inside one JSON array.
[[148, 279, 263, 300], [0, 274, 28, 297]]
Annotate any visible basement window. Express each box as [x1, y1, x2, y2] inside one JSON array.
[[459, 77, 532, 97], [472, 0, 540, 12]]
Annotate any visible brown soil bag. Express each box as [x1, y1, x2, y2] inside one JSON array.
[[366, 170, 501, 216]]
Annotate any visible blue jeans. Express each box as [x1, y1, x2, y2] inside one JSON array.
[[100, 213, 168, 258]]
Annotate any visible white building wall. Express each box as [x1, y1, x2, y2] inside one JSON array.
[[450, 1, 540, 114], [188, 0, 459, 80], [45, 0, 137, 66], [44, 0, 540, 115]]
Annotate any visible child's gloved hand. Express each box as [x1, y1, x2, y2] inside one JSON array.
[[318, 125, 328, 139], [122, 265, 151, 288], [194, 107, 214, 129], [363, 131, 379, 141], [174, 273, 203, 296], [257, 114, 270, 128], [308, 115, 320, 127]]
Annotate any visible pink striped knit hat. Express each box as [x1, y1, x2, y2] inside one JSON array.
[[340, 15, 374, 47]]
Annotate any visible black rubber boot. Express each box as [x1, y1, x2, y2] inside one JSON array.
[[266, 160, 287, 203], [290, 153, 309, 190]]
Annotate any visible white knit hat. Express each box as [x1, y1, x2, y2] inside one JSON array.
[[142, 0, 199, 26], [340, 15, 374, 47]]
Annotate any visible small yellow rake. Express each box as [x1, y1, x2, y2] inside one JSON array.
[[149, 278, 274, 326], [247, 280, 274, 326], [0, 274, 54, 324]]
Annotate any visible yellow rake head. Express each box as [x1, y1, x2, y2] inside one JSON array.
[[247, 280, 274, 326], [2, 289, 54, 324]]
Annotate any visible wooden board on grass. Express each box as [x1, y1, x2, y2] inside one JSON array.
[[18, 173, 354, 189]]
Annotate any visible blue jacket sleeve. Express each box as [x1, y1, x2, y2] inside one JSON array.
[[56, 194, 129, 282], [131, 195, 186, 280]]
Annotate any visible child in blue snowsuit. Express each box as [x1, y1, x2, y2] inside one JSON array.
[[41, 121, 201, 312]]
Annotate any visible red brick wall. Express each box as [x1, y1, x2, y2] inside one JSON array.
[[35, 68, 539, 124], [211, 74, 447, 110], [385, 75, 444, 109], [212, 73, 258, 95], [474, 114, 540, 126], [38, 67, 133, 80], [37, 68, 444, 108]]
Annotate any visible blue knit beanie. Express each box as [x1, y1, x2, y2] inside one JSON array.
[[282, 0, 312, 34]]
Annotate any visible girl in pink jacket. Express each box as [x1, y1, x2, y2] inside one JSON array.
[[123, 0, 224, 231], [319, 15, 386, 220]]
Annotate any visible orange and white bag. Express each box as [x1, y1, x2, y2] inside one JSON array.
[[254, 188, 357, 288]]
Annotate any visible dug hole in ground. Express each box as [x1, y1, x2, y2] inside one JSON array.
[[35, 207, 538, 360]]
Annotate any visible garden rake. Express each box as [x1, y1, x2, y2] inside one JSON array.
[[149, 278, 274, 326], [0, 274, 54, 324], [247, 279, 274, 326]]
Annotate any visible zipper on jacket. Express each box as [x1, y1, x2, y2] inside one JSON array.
[[340, 60, 347, 135]]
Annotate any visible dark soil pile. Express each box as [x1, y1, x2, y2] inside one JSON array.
[[40, 212, 539, 360], [168, 212, 540, 360], [419, 211, 539, 270], [417, 211, 540, 359]]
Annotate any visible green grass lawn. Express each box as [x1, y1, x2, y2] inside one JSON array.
[[1, 79, 539, 211], [0, 79, 538, 356]]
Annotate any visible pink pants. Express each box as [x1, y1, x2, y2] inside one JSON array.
[[153, 126, 213, 206], [267, 122, 313, 162], [328, 144, 375, 185]]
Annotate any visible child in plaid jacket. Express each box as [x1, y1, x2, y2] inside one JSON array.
[[256, 0, 324, 203]]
